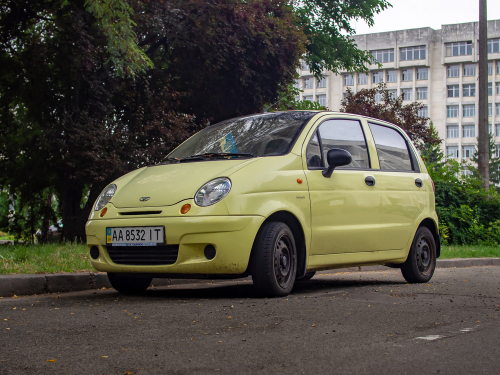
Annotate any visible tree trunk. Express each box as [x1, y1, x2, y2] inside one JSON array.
[[39, 193, 53, 243], [478, 0, 489, 189], [60, 175, 87, 243]]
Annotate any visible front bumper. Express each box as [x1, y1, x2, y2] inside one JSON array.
[[86, 215, 264, 274]]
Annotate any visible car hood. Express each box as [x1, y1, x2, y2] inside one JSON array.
[[110, 159, 256, 208]]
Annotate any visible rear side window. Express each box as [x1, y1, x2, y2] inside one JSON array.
[[306, 119, 370, 169], [368, 123, 413, 171]]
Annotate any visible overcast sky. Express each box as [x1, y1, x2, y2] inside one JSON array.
[[351, 0, 500, 35]]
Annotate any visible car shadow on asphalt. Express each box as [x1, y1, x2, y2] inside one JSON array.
[[82, 276, 408, 301]]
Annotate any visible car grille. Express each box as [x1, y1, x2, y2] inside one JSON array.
[[106, 245, 179, 265]]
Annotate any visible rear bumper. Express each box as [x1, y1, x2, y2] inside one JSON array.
[[86, 215, 264, 274]]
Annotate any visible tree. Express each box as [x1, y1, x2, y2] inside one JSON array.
[[470, 134, 500, 188], [0, 0, 307, 241], [293, 0, 391, 79], [340, 84, 441, 149]]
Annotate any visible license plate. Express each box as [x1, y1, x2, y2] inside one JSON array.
[[106, 226, 165, 246]]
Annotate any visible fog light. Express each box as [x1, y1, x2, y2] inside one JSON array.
[[204, 245, 216, 260], [90, 246, 99, 260]]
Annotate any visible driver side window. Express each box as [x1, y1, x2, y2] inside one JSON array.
[[306, 119, 370, 169]]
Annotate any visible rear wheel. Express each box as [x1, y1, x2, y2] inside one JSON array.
[[251, 222, 297, 297], [401, 227, 436, 283], [107, 273, 152, 294]]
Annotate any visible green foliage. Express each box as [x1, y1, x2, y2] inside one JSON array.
[[293, 0, 391, 79], [469, 133, 500, 187], [84, 0, 153, 77], [266, 83, 327, 111]]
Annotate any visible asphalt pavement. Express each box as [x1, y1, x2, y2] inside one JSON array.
[[1, 266, 500, 374]]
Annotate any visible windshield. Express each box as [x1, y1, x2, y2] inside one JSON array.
[[166, 112, 317, 161]]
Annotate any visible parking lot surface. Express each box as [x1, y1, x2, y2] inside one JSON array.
[[1, 266, 500, 374]]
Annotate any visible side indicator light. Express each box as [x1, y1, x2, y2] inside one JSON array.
[[100, 207, 108, 217], [181, 204, 191, 214], [297, 179, 303, 184]]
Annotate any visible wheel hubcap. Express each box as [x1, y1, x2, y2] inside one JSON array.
[[416, 237, 433, 275], [274, 234, 295, 288]]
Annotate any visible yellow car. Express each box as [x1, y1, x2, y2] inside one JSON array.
[[86, 111, 440, 297]]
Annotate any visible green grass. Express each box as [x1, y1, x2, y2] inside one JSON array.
[[440, 245, 500, 259], [0, 243, 91, 275], [0, 243, 499, 275]]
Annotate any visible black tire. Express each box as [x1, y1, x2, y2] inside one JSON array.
[[297, 271, 316, 281], [401, 227, 437, 283], [107, 273, 152, 294], [251, 222, 297, 297]]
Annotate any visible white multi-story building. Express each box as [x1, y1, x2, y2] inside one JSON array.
[[296, 20, 500, 161]]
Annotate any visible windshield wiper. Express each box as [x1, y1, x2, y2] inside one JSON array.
[[179, 153, 256, 162], [156, 157, 180, 165]]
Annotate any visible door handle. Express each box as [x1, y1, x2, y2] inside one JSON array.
[[365, 176, 376, 186], [415, 178, 423, 188]]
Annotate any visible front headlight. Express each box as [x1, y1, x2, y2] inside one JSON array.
[[94, 184, 117, 211], [194, 178, 232, 207]]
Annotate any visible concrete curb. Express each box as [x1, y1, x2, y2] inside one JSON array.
[[1, 258, 499, 298]]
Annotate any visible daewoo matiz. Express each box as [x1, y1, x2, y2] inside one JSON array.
[[86, 111, 440, 297]]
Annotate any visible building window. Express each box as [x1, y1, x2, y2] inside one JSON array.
[[463, 64, 476, 77], [417, 68, 428, 80], [401, 88, 413, 100], [487, 38, 500, 53], [496, 144, 500, 158], [463, 104, 475, 117], [448, 85, 459, 97], [447, 126, 459, 138], [497, 124, 500, 137], [372, 71, 383, 84], [304, 77, 313, 89], [488, 62, 493, 75], [489, 83, 493, 96], [386, 70, 397, 82], [417, 87, 428, 100], [447, 105, 459, 118], [497, 62, 500, 74], [401, 69, 413, 81], [317, 77, 326, 88], [463, 125, 475, 138], [489, 124, 493, 134], [497, 104, 500, 117], [418, 106, 428, 118], [446, 41, 472, 56], [371, 49, 394, 63], [400, 46, 426, 61], [447, 146, 459, 158], [343, 74, 354, 86], [293, 79, 300, 89], [388, 89, 397, 99], [301, 61, 309, 71], [317, 94, 326, 106], [497, 83, 500, 95], [463, 84, 476, 97], [374, 92, 383, 102], [358, 73, 368, 85], [463, 145, 475, 158], [489, 103, 493, 117], [447, 65, 460, 77], [303, 95, 313, 101]]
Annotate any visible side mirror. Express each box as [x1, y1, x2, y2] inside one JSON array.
[[322, 149, 352, 178]]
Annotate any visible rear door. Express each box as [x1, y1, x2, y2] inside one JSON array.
[[368, 122, 426, 250], [304, 117, 381, 255]]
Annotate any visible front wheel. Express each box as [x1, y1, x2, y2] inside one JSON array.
[[251, 222, 297, 297], [107, 273, 152, 294], [401, 227, 436, 283]]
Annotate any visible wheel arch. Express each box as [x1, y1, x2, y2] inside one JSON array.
[[248, 210, 308, 278], [419, 218, 441, 258]]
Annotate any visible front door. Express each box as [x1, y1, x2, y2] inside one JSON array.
[[304, 118, 381, 255]]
